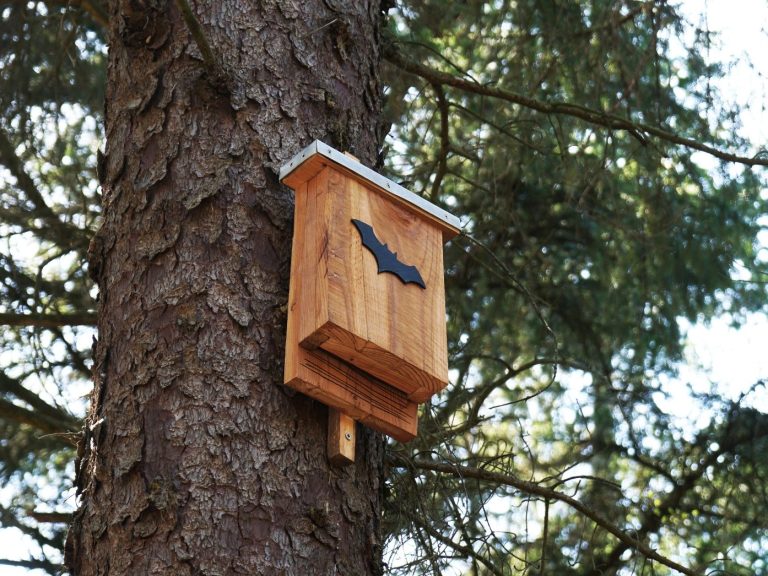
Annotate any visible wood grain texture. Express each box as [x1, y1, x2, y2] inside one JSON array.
[[327, 409, 356, 466], [293, 165, 450, 403], [282, 154, 459, 240], [285, 177, 418, 440]]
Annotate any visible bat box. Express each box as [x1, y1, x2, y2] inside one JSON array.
[[280, 141, 460, 441]]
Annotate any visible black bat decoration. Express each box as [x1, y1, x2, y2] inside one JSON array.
[[351, 219, 426, 289]]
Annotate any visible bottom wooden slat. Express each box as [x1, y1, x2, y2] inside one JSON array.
[[285, 344, 418, 442]]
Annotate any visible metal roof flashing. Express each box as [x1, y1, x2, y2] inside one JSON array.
[[279, 140, 461, 235]]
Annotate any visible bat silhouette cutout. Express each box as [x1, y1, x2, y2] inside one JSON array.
[[351, 219, 426, 289]]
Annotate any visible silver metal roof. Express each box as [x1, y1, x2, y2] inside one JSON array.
[[279, 140, 461, 232]]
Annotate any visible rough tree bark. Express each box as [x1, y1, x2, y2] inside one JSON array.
[[66, 1, 386, 574]]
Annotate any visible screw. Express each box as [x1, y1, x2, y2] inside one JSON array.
[[344, 432, 352, 441]]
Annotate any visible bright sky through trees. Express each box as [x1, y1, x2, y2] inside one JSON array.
[[676, 0, 768, 413]]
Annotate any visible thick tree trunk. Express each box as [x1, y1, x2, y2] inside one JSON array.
[[67, 1, 385, 574]]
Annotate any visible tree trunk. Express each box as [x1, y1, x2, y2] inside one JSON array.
[[67, 1, 385, 574]]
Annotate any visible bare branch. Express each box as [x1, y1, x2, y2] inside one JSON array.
[[0, 397, 80, 437], [174, 0, 228, 87], [393, 456, 698, 576], [404, 509, 506, 576], [71, 0, 108, 28], [539, 498, 550, 576], [430, 83, 450, 202], [383, 42, 768, 168], [0, 370, 81, 429], [5, 0, 107, 27], [0, 127, 87, 248], [596, 404, 768, 573], [0, 558, 62, 572], [0, 312, 97, 328], [458, 232, 559, 379], [27, 510, 74, 523], [0, 503, 63, 550], [0, 127, 60, 222]]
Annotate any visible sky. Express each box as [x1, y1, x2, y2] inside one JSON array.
[[673, 0, 768, 413], [698, 0, 768, 143], [2, 1, 768, 574]]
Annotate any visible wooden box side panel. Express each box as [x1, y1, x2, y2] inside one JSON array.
[[292, 172, 329, 349], [284, 178, 307, 384], [321, 169, 371, 350]]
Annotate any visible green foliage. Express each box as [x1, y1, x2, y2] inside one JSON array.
[[382, 1, 768, 574]]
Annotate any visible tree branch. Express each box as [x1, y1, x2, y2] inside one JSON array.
[[18, 0, 110, 28], [383, 42, 768, 167], [430, 83, 450, 202], [0, 128, 60, 221], [0, 126, 86, 247], [0, 397, 80, 437], [174, 0, 227, 86], [0, 312, 97, 328], [391, 456, 697, 576], [596, 404, 768, 573], [0, 504, 63, 551], [403, 509, 506, 576], [0, 371, 81, 430], [27, 510, 74, 523], [72, 0, 108, 28]]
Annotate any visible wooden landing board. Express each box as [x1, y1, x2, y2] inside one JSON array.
[[285, 289, 418, 442]]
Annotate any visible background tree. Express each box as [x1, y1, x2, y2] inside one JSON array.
[[1, 0, 767, 574], [381, 2, 767, 575]]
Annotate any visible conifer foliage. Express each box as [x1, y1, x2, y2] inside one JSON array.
[[1, 1, 766, 574]]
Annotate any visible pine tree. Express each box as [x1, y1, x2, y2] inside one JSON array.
[[1, 2, 766, 574]]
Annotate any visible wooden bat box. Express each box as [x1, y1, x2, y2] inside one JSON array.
[[280, 141, 460, 441]]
